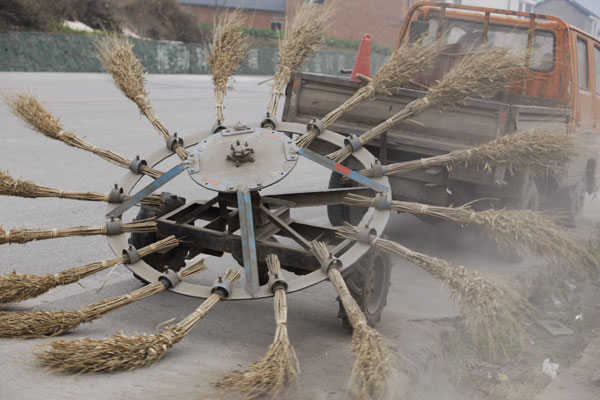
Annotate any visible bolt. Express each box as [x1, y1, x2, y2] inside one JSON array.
[[244, 141, 248, 147], [227, 185, 234, 191], [236, 140, 240, 146]]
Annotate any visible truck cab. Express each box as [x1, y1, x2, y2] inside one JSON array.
[[282, 1, 600, 217]]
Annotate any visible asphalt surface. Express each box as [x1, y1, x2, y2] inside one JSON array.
[[0, 73, 598, 400]]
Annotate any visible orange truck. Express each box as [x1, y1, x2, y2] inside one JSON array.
[[282, 1, 600, 219]]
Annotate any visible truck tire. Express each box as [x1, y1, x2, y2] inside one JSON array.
[[337, 248, 392, 328], [129, 192, 188, 281], [326, 172, 367, 226], [559, 179, 586, 226]]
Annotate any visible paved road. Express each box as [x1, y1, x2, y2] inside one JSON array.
[[0, 73, 598, 400]]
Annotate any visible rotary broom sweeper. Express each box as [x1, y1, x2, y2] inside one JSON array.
[[1, 2, 598, 399]]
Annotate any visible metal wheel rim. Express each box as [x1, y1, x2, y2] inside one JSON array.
[[106, 121, 391, 300]]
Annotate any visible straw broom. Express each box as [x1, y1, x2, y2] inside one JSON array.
[[265, 1, 337, 118], [0, 218, 157, 246], [5, 93, 163, 179], [208, 10, 249, 125], [36, 268, 241, 373], [96, 36, 189, 161], [0, 259, 205, 338], [355, 127, 579, 178], [327, 47, 526, 162], [216, 254, 299, 399], [336, 224, 530, 361], [344, 194, 599, 276], [0, 235, 178, 305], [311, 241, 393, 400], [296, 38, 445, 148], [0, 170, 162, 208]]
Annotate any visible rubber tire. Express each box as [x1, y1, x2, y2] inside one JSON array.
[[337, 248, 392, 328], [129, 192, 188, 279], [326, 171, 368, 227], [561, 179, 586, 226], [500, 178, 539, 263]]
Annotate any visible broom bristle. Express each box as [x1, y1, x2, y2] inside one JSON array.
[[267, 1, 337, 116], [0, 272, 61, 305], [336, 224, 530, 361], [0, 259, 206, 339], [37, 267, 239, 373], [5, 93, 64, 138], [344, 194, 598, 275], [216, 255, 299, 398], [311, 241, 395, 399], [209, 9, 248, 123], [36, 327, 182, 373], [96, 36, 146, 102]]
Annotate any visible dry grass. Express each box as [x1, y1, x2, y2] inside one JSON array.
[[327, 47, 526, 162], [0, 170, 162, 207], [208, 10, 248, 124], [5, 92, 163, 178], [266, 1, 337, 117], [0, 218, 157, 245], [216, 255, 298, 399], [379, 127, 579, 177], [296, 37, 445, 148], [96, 36, 189, 160], [311, 241, 394, 399], [36, 268, 240, 373], [0, 259, 204, 338], [344, 194, 598, 276], [0, 235, 178, 305], [337, 224, 531, 361]]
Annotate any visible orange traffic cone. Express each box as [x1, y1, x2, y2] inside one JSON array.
[[351, 34, 371, 81]]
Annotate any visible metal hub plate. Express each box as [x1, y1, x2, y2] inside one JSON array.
[[188, 126, 298, 192]]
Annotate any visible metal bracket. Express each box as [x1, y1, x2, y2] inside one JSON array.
[[166, 133, 184, 152], [344, 134, 362, 152], [129, 156, 147, 174], [307, 118, 324, 136], [108, 184, 124, 203], [106, 218, 122, 236], [358, 225, 377, 245], [320, 256, 342, 274], [372, 192, 391, 210], [370, 160, 387, 178], [212, 123, 227, 134], [122, 245, 141, 264], [159, 269, 181, 288], [261, 114, 278, 129], [211, 275, 233, 297], [270, 278, 288, 293]]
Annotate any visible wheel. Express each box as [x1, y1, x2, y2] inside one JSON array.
[[337, 248, 392, 328], [558, 179, 586, 226], [128, 192, 188, 277], [326, 171, 368, 226]]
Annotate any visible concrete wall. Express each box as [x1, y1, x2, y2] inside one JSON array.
[[0, 31, 387, 75]]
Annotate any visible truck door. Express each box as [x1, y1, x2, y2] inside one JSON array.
[[576, 36, 593, 131]]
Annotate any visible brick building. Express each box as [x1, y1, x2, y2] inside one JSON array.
[[179, 0, 410, 48], [179, 0, 287, 31]]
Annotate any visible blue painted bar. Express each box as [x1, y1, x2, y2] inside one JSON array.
[[236, 189, 260, 296], [297, 148, 389, 193], [106, 163, 188, 219]]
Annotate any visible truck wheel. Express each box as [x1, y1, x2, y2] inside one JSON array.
[[327, 172, 367, 226], [561, 179, 586, 226], [129, 192, 188, 282], [337, 248, 391, 328]]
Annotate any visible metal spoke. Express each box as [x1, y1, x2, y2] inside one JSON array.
[[237, 188, 260, 296]]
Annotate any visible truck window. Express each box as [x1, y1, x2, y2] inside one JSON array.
[[416, 18, 554, 71], [577, 38, 589, 90], [594, 46, 600, 94]]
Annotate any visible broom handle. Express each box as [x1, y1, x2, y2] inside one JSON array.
[[328, 268, 367, 328]]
